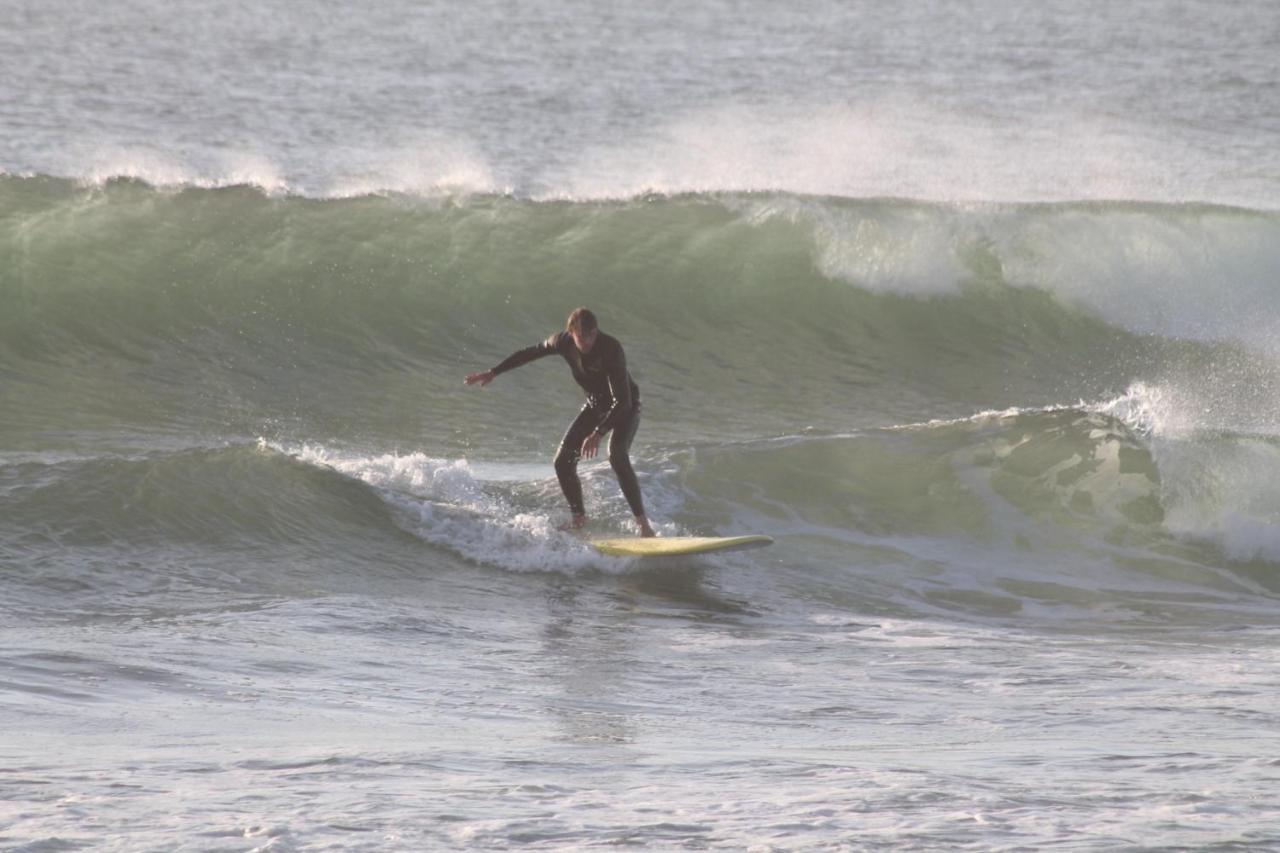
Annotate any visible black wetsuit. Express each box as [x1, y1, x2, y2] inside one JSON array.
[[491, 331, 645, 518]]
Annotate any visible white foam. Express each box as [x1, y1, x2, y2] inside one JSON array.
[[321, 136, 501, 198], [80, 148, 193, 188], [260, 441, 625, 574], [890, 386, 1280, 566], [1212, 512, 1280, 564], [539, 100, 1247, 205], [1100, 375, 1280, 442], [992, 206, 1280, 351], [1097, 382, 1178, 438], [758, 194, 1280, 352], [1096, 384, 1280, 563], [75, 146, 289, 194], [62, 135, 500, 199], [725, 194, 968, 296], [1158, 439, 1280, 565]]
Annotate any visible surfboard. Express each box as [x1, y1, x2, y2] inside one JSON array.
[[588, 534, 773, 557]]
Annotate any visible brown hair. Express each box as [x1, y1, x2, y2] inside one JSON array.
[[566, 307, 598, 334]]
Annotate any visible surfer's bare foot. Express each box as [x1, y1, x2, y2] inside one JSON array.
[[558, 514, 587, 531], [636, 515, 657, 538]]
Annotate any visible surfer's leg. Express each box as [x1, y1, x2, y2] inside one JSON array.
[[554, 406, 596, 518], [608, 403, 646, 518]]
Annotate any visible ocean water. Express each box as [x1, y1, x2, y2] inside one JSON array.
[[4, 1, 1280, 849]]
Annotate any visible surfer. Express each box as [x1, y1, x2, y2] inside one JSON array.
[[464, 307, 657, 538]]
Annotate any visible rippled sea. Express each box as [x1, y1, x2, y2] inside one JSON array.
[[4, 1, 1280, 849]]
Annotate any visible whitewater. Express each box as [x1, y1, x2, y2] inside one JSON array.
[[4, 0, 1280, 849]]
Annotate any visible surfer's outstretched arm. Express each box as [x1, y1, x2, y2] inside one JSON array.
[[464, 336, 561, 387]]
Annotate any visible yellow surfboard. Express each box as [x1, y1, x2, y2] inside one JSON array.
[[589, 534, 773, 558]]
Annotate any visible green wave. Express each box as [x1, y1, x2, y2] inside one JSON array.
[[2, 176, 1275, 450]]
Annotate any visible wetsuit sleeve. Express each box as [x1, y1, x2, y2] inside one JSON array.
[[594, 342, 633, 433], [491, 333, 562, 376]]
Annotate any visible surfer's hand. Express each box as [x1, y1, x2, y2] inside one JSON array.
[[580, 430, 602, 459], [464, 370, 495, 387]]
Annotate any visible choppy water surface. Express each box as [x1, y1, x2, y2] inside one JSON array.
[[4, 0, 1280, 848]]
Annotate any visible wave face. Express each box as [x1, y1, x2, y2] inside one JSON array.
[[6, 5, 1280, 847], [4, 176, 1280, 623]]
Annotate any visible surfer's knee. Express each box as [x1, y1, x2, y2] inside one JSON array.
[[554, 445, 578, 473], [608, 449, 632, 473]]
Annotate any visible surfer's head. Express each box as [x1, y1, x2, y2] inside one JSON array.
[[566, 307, 599, 353]]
